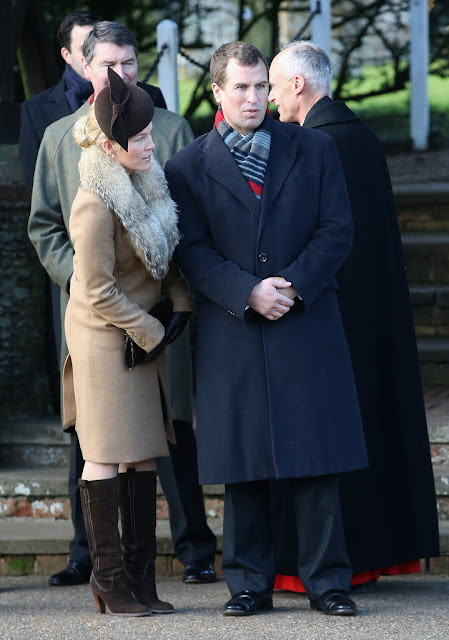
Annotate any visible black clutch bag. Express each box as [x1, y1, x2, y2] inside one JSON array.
[[124, 298, 173, 371]]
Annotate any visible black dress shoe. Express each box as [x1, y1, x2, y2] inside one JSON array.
[[48, 561, 91, 587], [310, 590, 357, 616], [222, 590, 273, 617], [183, 563, 217, 584]]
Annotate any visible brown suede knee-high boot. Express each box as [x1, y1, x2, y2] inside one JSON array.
[[117, 469, 174, 613], [78, 477, 151, 617]]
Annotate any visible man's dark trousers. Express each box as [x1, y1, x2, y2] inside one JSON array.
[[222, 476, 351, 600], [68, 430, 90, 567], [157, 420, 216, 566]]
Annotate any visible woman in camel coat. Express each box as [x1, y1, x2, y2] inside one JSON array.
[[63, 68, 192, 618]]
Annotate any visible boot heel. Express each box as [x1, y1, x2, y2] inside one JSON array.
[[92, 590, 106, 614]]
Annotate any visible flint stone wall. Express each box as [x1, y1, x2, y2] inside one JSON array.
[[0, 144, 53, 418]]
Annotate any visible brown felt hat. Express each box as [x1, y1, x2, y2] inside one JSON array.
[[95, 67, 154, 152]]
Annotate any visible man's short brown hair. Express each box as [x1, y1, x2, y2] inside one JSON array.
[[210, 41, 268, 88]]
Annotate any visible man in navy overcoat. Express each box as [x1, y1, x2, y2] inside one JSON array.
[[165, 42, 368, 617]]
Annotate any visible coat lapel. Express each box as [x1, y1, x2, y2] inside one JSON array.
[[304, 96, 359, 129], [199, 128, 261, 218], [260, 119, 298, 218], [42, 81, 73, 128]]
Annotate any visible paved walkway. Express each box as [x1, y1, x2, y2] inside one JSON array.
[[0, 574, 448, 640]]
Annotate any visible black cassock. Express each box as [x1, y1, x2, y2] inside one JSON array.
[[274, 97, 440, 577]]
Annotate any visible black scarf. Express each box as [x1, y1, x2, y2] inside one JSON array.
[[63, 64, 93, 112]]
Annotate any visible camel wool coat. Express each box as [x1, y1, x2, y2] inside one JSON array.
[[29, 101, 195, 429], [63, 144, 192, 464]]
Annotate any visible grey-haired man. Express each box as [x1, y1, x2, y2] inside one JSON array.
[[269, 41, 439, 590]]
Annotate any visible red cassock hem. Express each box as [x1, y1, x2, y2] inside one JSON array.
[[274, 560, 421, 592]]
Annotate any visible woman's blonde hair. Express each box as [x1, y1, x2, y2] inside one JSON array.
[[73, 102, 113, 151]]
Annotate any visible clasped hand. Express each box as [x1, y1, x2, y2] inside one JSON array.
[[248, 277, 297, 321]]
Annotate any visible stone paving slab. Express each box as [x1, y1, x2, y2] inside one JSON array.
[[0, 517, 224, 556], [418, 338, 449, 362], [425, 389, 449, 424], [0, 417, 67, 445], [0, 468, 69, 497], [0, 574, 448, 640], [0, 468, 225, 498], [433, 466, 449, 496], [0, 517, 447, 558], [402, 232, 449, 253], [393, 182, 449, 199]]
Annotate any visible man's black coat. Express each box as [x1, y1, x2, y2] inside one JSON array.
[[274, 97, 440, 575]]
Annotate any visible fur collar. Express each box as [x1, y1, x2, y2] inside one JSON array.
[[78, 145, 180, 279]]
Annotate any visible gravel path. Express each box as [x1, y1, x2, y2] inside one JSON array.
[[1, 574, 448, 640]]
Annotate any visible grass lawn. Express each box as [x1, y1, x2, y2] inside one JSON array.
[[344, 74, 449, 148]]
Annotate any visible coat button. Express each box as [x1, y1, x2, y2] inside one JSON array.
[[258, 253, 268, 263]]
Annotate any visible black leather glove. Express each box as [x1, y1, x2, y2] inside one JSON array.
[[141, 338, 167, 363], [164, 311, 191, 345]]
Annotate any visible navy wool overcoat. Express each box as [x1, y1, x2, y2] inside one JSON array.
[[165, 117, 367, 485]]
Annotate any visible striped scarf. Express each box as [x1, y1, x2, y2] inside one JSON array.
[[215, 109, 271, 200]]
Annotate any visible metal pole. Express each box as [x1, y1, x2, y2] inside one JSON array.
[[156, 20, 179, 114], [410, 0, 429, 151], [310, 0, 331, 56]]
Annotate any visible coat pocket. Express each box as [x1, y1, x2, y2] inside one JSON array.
[[62, 355, 76, 428], [282, 172, 312, 193]]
